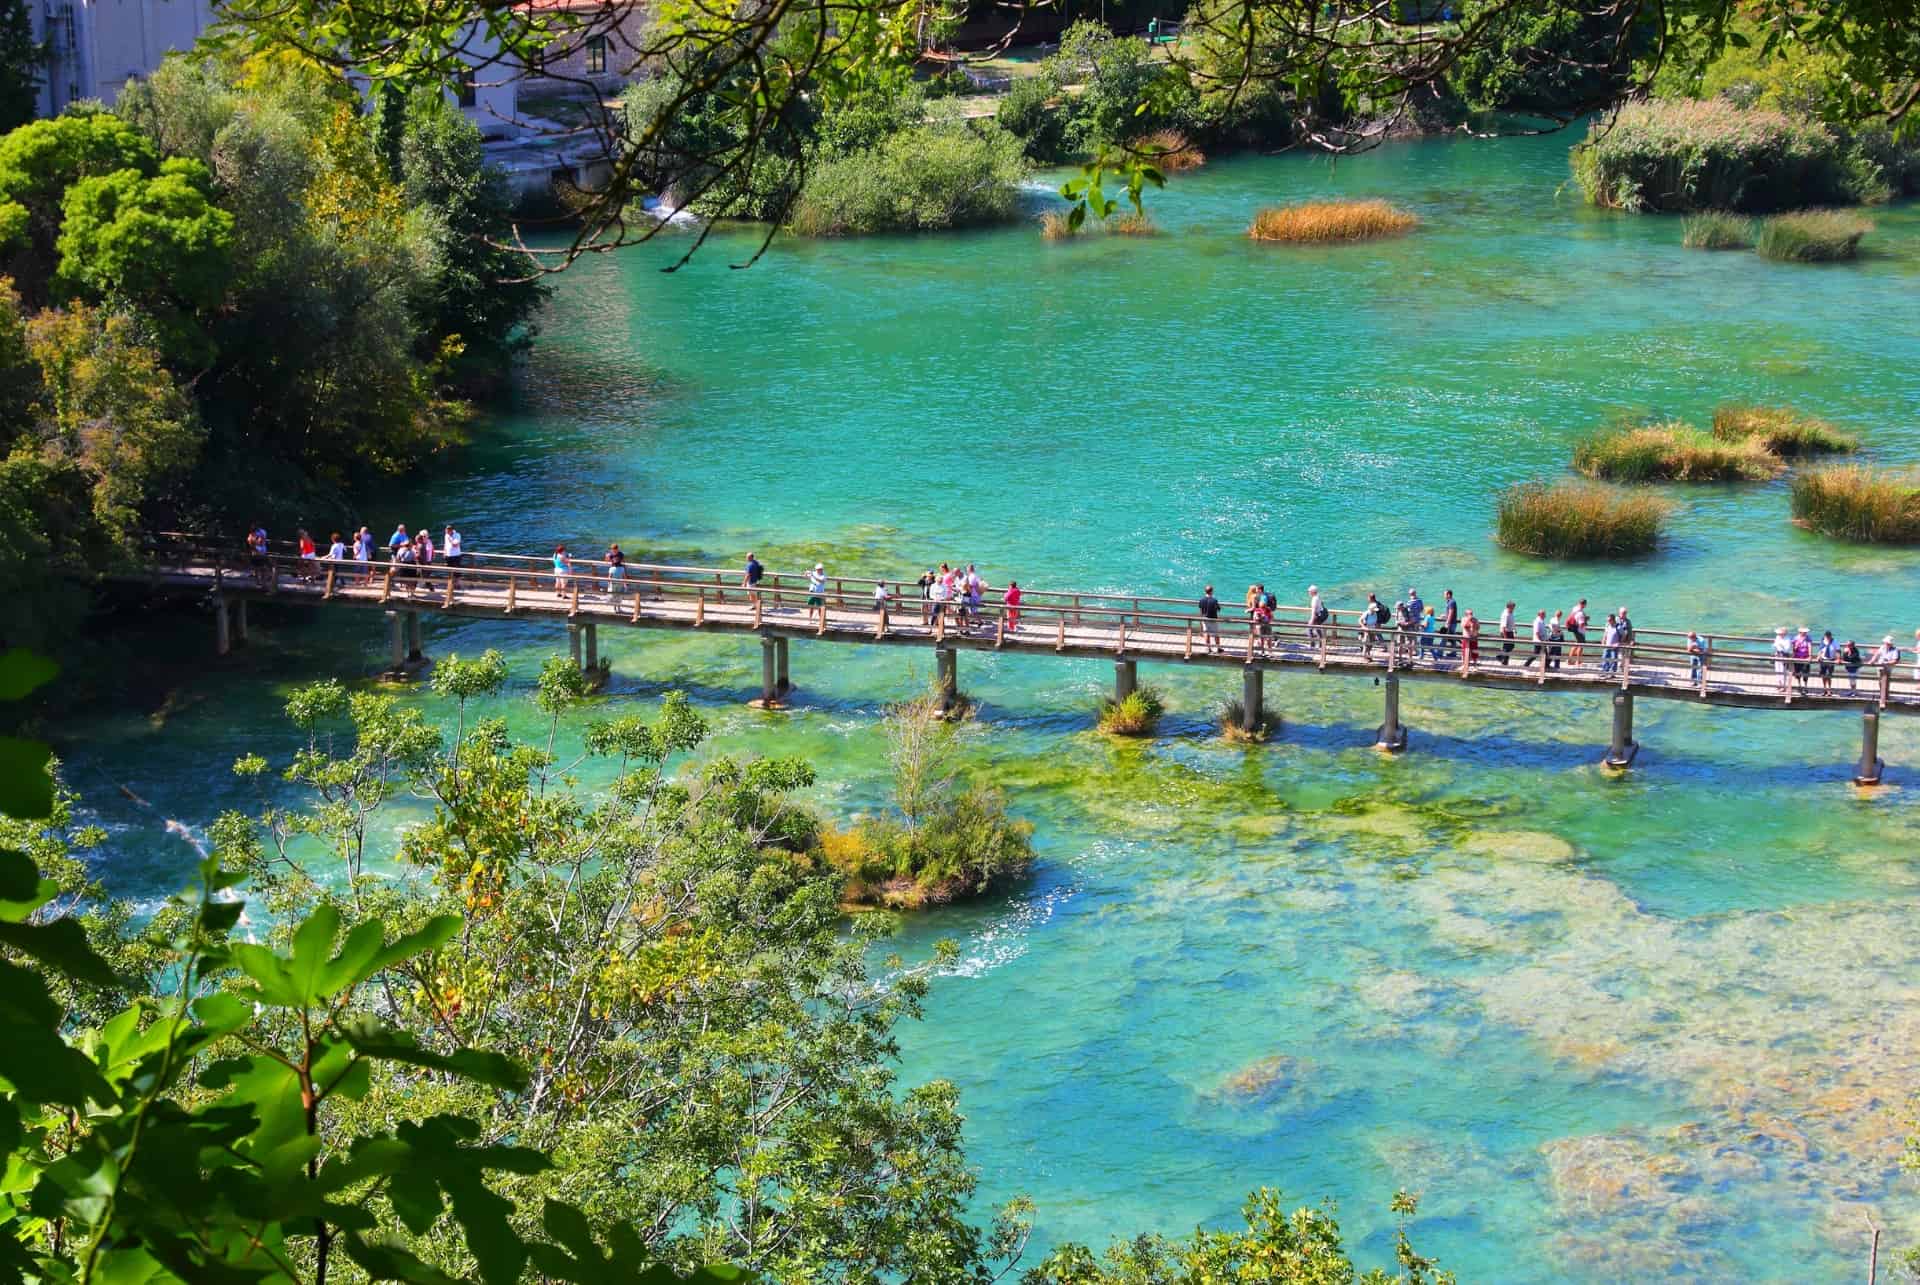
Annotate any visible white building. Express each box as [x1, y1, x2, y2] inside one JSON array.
[[35, 0, 221, 113]]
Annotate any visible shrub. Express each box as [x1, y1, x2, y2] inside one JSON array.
[[787, 123, 1027, 236], [996, 74, 1069, 163], [1247, 199, 1417, 243], [1134, 127, 1205, 172], [1569, 99, 1846, 213], [1097, 686, 1165, 736], [1218, 697, 1280, 743], [1046, 21, 1193, 153], [819, 786, 1036, 909], [1755, 209, 1872, 262], [1790, 466, 1920, 543], [1681, 210, 1752, 249], [1495, 480, 1673, 558], [1448, 0, 1651, 116], [1572, 420, 1782, 482], [1711, 403, 1857, 456]]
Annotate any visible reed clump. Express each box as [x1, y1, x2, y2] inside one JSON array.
[[1247, 199, 1418, 243], [1495, 480, 1673, 559], [1681, 210, 1752, 250], [1135, 127, 1205, 173], [1109, 212, 1159, 235], [1756, 209, 1872, 262], [1218, 698, 1280, 743], [1790, 466, 1920, 543], [1038, 210, 1079, 240], [1572, 420, 1783, 482], [1711, 403, 1857, 456], [1097, 686, 1165, 736]]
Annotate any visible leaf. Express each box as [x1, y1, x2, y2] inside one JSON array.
[[340, 1020, 528, 1092], [0, 649, 58, 702], [0, 848, 36, 902], [0, 916, 123, 988], [0, 738, 53, 819], [1067, 204, 1085, 232]]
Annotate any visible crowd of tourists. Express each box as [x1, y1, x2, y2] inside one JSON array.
[[239, 526, 1920, 695]]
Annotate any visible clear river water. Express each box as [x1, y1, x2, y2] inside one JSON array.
[[57, 130, 1920, 1280]]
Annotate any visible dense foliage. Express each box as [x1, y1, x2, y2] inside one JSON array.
[[1449, 0, 1653, 117], [0, 58, 544, 649], [0, 0, 35, 132], [1570, 99, 1853, 213], [1025, 1188, 1453, 1284], [788, 122, 1026, 235]]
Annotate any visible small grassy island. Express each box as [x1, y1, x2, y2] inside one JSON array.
[[1572, 420, 1783, 482], [1496, 480, 1673, 559], [1791, 466, 1920, 543]]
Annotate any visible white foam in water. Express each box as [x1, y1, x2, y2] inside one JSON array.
[[640, 196, 701, 226], [943, 881, 1075, 979]]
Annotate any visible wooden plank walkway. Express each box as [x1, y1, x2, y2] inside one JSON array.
[[120, 536, 1919, 780]]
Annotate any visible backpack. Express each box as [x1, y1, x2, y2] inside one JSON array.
[[1312, 603, 1329, 624]]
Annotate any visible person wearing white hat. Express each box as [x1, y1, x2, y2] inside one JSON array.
[[1771, 627, 1793, 696], [807, 562, 828, 629], [1867, 635, 1901, 693]]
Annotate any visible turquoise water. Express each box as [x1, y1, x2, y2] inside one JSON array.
[[58, 131, 1920, 1279]]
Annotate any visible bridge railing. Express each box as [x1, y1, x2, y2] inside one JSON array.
[[140, 534, 1911, 708]]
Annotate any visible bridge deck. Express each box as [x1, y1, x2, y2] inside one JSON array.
[[124, 540, 1920, 718]]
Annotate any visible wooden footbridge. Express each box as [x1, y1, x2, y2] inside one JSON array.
[[127, 535, 1918, 784]]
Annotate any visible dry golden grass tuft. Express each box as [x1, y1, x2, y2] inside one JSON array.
[[1248, 198, 1418, 243]]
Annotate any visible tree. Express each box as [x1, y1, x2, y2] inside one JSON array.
[[24, 302, 204, 546], [0, 653, 747, 1282], [0, 0, 39, 133], [398, 95, 547, 386], [1025, 1188, 1452, 1285], [55, 156, 236, 358], [218, 657, 1032, 1280], [0, 111, 159, 304]]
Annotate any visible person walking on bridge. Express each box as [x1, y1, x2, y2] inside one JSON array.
[[807, 563, 829, 630], [1308, 585, 1329, 650], [1498, 601, 1516, 666], [1003, 580, 1022, 632], [1771, 628, 1793, 696], [1566, 599, 1589, 666], [1360, 593, 1388, 661], [1440, 590, 1459, 660], [443, 524, 463, 587], [604, 544, 627, 597], [1792, 627, 1813, 695], [1523, 610, 1548, 670], [354, 527, 374, 584], [1460, 608, 1479, 670], [1843, 639, 1864, 694], [743, 552, 764, 610], [1687, 631, 1708, 686], [1198, 585, 1222, 653], [552, 545, 572, 595], [1600, 613, 1621, 675]]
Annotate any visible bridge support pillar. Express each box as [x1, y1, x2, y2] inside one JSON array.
[[1241, 667, 1263, 732], [406, 612, 424, 663], [1114, 659, 1137, 703], [935, 645, 958, 715], [1604, 690, 1638, 769], [234, 598, 249, 645], [775, 636, 790, 694], [750, 636, 787, 709], [214, 596, 231, 656], [567, 622, 583, 670], [1855, 707, 1885, 786], [1375, 675, 1407, 752], [384, 611, 407, 676], [583, 622, 598, 672]]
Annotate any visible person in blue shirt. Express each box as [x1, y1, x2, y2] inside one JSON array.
[[742, 552, 764, 609], [1420, 608, 1439, 662], [1686, 631, 1707, 686], [1816, 630, 1838, 695]]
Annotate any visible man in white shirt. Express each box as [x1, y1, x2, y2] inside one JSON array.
[[443, 524, 463, 588], [807, 563, 828, 629]]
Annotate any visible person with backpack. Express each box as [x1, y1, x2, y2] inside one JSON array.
[[1817, 630, 1838, 695], [1566, 599, 1589, 667], [1250, 595, 1274, 656], [1546, 610, 1566, 672], [1197, 585, 1222, 654], [1359, 593, 1387, 661]]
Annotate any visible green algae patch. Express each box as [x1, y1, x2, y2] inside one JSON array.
[[1457, 830, 1576, 864]]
